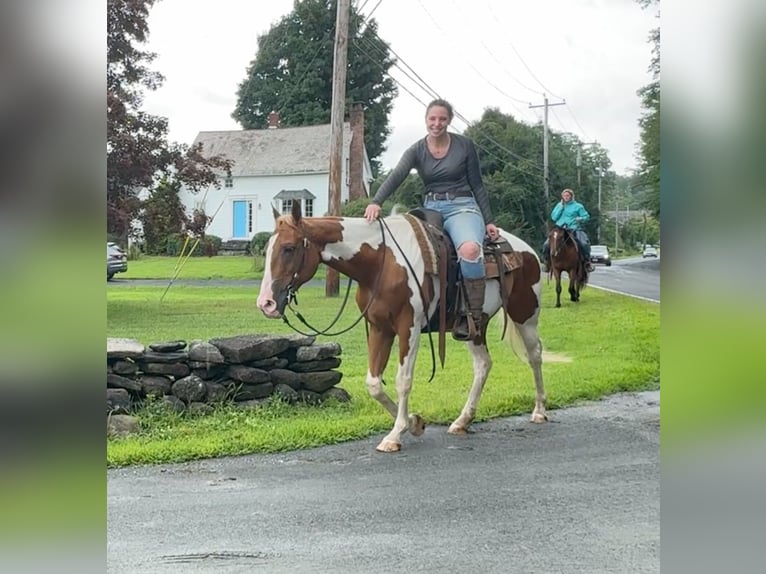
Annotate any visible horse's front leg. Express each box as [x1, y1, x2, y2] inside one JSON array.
[[554, 272, 562, 308], [365, 327, 398, 420], [376, 327, 424, 453], [448, 341, 492, 434], [569, 280, 578, 302]]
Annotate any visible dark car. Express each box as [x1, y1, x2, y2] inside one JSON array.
[[590, 244, 612, 266], [107, 242, 128, 280]]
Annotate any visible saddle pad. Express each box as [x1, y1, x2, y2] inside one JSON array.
[[403, 214, 439, 275]]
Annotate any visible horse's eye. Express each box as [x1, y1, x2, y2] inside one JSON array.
[[282, 245, 296, 255]]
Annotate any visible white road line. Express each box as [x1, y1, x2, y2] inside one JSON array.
[[588, 283, 660, 304]]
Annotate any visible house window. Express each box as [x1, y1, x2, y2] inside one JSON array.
[[248, 201, 253, 233], [281, 199, 312, 216], [224, 175, 233, 188]]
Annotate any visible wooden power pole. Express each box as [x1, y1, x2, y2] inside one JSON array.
[[529, 94, 565, 208], [326, 0, 350, 297]]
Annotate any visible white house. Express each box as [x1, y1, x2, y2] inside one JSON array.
[[179, 108, 373, 242]]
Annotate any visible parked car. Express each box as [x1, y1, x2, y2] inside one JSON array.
[[107, 242, 128, 280], [642, 245, 658, 258], [590, 244, 612, 266]]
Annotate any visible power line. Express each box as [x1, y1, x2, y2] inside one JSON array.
[[353, 35, 544, 180], [355, 9, 546, 181], [484, 1, 565, 101], [564, 103, 591, 142]]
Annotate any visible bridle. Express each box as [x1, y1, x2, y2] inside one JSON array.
[[280, 218, 387, 337], [550, 226, 573, 259]]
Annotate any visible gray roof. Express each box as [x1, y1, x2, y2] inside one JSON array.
[[192, 123, 353, 177], [273, 188, 317, 201]]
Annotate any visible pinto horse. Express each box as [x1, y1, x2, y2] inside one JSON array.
[[257, 202, 548, 453], [548, 225, 589, 307]]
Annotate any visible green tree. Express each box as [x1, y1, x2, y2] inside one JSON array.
[[232, 0, 398, 175], [636, 0, 660, 218], [107, 0, 231, 243], [140, 180, 186, 254], [463, 108, 615, 248]]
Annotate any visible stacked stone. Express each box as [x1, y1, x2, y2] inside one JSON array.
[[107, 334, 350, 419]]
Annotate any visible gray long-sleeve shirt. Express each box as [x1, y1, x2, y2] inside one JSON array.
[[371, 133, 494, 224]]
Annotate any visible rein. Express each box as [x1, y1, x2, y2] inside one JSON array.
[[378, 217, 439, 383], [281, 218, 387, 337]]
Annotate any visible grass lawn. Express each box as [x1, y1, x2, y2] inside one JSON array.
[[107, 277, 660, 467], [122, 254, 326, 280]]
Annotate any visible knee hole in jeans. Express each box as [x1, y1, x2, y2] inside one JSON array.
[[457, 241, 482, 261]]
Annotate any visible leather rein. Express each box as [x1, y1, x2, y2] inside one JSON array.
[[280, 216, 440, 382]]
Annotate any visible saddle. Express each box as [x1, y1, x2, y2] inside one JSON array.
[[406, 209, 523, 363]]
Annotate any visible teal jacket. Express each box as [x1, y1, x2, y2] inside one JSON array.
[[551, 199, 590, 230]]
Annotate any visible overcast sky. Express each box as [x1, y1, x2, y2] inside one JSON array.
[[142, 0, 658, 176]]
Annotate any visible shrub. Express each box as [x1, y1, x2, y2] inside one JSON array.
[[249, 232, 272, 256], [164, 234, 222, 257]]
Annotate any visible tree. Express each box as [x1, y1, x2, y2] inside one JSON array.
[[463, 108, 615, 247], [140, 179, 186, 254], [107, 0, 231, 243], [636, 0, 660, 218], [232, 0, 398, 175]]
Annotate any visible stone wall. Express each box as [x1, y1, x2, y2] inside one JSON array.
[[107, 333, 350, 435]]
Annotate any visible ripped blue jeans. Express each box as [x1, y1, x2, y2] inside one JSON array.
[[423, 196, 486, 279]]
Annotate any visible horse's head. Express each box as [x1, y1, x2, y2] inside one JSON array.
[[549, 225, 574, 257], [256, 201, 322, 318]]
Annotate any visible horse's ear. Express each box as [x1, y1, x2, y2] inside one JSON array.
[[291, 199, 303, 223], [272, 204, 280, 221]]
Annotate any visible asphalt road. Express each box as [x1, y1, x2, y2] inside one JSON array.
[[587, 256, 660, 302], [107, 390, 659, 574]]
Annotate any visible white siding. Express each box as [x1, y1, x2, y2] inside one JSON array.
[[179, 173, 334, 240]]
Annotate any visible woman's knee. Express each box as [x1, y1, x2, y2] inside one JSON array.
[[457, 241, 482, 261]]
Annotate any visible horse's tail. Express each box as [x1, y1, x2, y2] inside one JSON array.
[[580, 261, 590, 289], [498, 313, 529, 363]]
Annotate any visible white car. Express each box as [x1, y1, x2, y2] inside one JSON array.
[[642, 246, 658, 258]]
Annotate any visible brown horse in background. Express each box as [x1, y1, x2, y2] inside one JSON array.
[[547, 226, 589, 307]]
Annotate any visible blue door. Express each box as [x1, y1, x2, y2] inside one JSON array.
[[233, 201, 247, 238]]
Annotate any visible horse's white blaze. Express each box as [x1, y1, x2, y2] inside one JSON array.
[[256, 235, 279, 317]]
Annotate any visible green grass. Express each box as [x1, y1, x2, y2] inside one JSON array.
[[122, 254, 326, 280], [107, 280, 659, 466]]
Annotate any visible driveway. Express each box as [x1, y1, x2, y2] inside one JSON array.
[[107, 390, 659, 574]]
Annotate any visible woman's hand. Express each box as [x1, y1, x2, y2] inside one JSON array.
[[364, 203, 381, 222], [486, 223, 500, 241]]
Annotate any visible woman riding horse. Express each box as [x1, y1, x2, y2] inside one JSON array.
[[542, 188, 594, 273]]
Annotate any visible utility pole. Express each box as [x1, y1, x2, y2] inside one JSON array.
[[529, 95, 565, 207], [597, 162, 603, 243], [326, 0, 349, 297], [578, 141, 600, 241]]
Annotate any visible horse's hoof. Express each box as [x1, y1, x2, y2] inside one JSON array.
[[409, 414, 426, 437], [447, 424, 468, 435], [375, 440, 401, 453], [529, 413, 548, 424]]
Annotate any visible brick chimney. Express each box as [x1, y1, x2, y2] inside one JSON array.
[[349, 103, 365, 201], [267, 110, 280, 129]]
